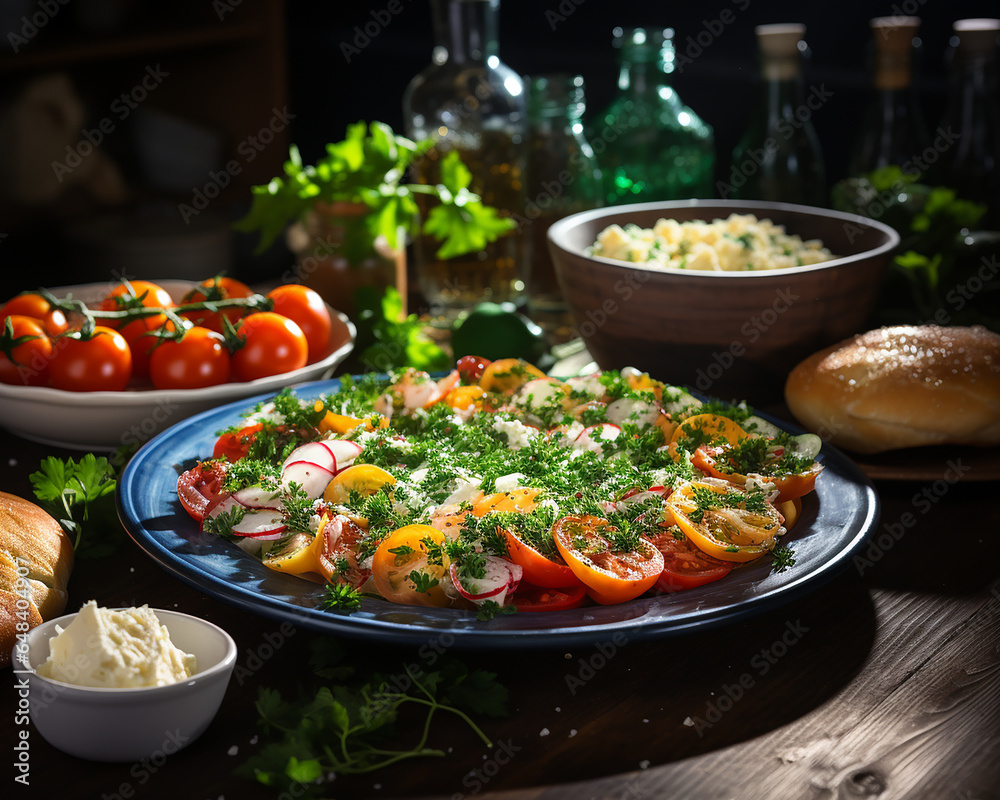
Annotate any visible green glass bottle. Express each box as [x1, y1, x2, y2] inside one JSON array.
[[592, 27, 715, 204], [728, 24, 826, 206], [523, 73, 602, 328]]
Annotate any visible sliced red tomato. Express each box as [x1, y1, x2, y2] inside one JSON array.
[[177, 462, 229, 522], [213, 423, 264, 461], [317, 514, 371, 589], [502, 527, 580, 589], [692, 444, 823, 503], [648, 528, 733, 592], [552, 515, 664, 605], [511, 581, 587, 612]]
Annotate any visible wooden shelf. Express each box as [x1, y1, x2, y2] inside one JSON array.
[[0, 21, 266, 75]]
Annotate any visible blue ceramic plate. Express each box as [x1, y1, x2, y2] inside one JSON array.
[[117, 378, 880, 649]]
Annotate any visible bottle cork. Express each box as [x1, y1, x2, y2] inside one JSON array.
[[953, 18, 1000, 56], [871, 17, 919, 90], [755, 24, 805, 81]]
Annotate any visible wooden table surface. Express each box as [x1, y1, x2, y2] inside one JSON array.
[[3, 412, 999, 800]]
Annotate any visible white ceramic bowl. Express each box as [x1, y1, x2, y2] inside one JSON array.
[[0, 280, 356, 450], [13, 608, 237, 763]]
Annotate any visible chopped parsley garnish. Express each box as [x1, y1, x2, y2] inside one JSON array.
[[770, 545, 796, 573]]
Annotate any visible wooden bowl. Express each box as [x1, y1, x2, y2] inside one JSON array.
[[547, 200, 900, 402]]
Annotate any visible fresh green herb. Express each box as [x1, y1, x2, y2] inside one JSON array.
[[321, 583, 363, 611], [281, 483, 317, 534], [202, 503, 246, 540], [476, 600, 517, 622], [236, 639, 507, 797], [770, 545, 797, 573], [407, 570, 439, 594], [235, 121, 514, 258], [353, 286, 449, 373], [29, 455, 119, 558]]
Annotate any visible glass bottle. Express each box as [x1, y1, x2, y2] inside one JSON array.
[[933, 18, 1000, 226], [523, 74, 602, 330], [729, 24, 826, 206], [592, 27, 715, 205], [848, 16, 929, 176], [402, 0, 526, 316]]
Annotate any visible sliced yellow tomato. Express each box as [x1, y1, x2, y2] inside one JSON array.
[[668, 413, 747, 462], [371, 525, 452, 607], [428, 503, 475, 539], [665, 481, 782, 562], [473, 487, 540, 517], [478, 358, 546, 395], [444, 384, 486, 412], [316, 402, 388, 435], [263, 528, 325, 576], [323, 464, 396, 504], [552, 515, 663, 604], [777, 497, 803, 531]]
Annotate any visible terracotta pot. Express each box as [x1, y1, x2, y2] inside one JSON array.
[[547, 199, 900, 403], [287, 201, 406, 320]]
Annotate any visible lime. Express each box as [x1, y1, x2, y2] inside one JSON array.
[[451, 303, 546, 362]]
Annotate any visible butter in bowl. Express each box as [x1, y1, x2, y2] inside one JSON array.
[[14, 601, 236, 762]]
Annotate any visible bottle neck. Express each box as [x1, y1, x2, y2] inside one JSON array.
[[618, 59, 671, 96], [432, 0, 499, 65]]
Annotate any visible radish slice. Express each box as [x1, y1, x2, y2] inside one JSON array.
[[449, 556, 518, 604], [574, 423, 622, 454], [513, 379, 570, 417], [202, 495, 241, 528], [323, 439, 363, 473], [565, 373, 606, 401], [281, 460, 334, 499], [231, 508, 287, 538], [605, 397, 662, 428], [281, 442, 337, 474], [233, 485, 281, 509]]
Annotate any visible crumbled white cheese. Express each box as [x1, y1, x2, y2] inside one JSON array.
[[494, 472, 527, 493], [491, 417, 538, 450]]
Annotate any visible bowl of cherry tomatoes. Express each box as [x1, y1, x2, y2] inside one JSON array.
[[0, 277, 355, 450]]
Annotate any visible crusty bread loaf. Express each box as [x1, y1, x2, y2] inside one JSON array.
[[0, 491, 74, 667], [785, 325, 1000, 455]]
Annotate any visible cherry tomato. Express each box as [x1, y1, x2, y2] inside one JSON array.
[[49, 326, 132, 391], [0, 315, 53, 386], [552, 515, 664, 605], [177, 461, 229, 522], [665, 481, 783, 563], [692, 444, 824, 503], [266, 285, 332, 363], [648, 528, 733, 592], [148, 326, 231, 390], [511, 582, 587, 612], [0, 293, 68, 336], [231, 312, 308, 381], [371, 525, 452, 607], [99, 280, 174, 379], [456, 355, 491, 385], [213, 423, 264, 461], [181, 276, 253, 332]]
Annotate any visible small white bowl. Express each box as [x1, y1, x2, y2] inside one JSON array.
[[13, 608, 237, 763], [0, 280, 356, 450]]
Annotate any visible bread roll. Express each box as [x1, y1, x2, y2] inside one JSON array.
[[0, 492, 74, 667], [785, 325, 1000, 455]]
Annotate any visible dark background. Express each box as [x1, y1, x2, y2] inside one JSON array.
[[1, 0, 997, 295]]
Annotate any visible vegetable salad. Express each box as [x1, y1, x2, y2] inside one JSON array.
[[177, 357, 824, 617]]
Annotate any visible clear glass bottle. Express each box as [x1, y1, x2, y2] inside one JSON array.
[[402, 0, 526, 315], [523, 74, 602, 330], [848, 16, 929, 176], [729, 24, 826, 206], [592, 27, 715, 204], [933, 18, 1000, 226]]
